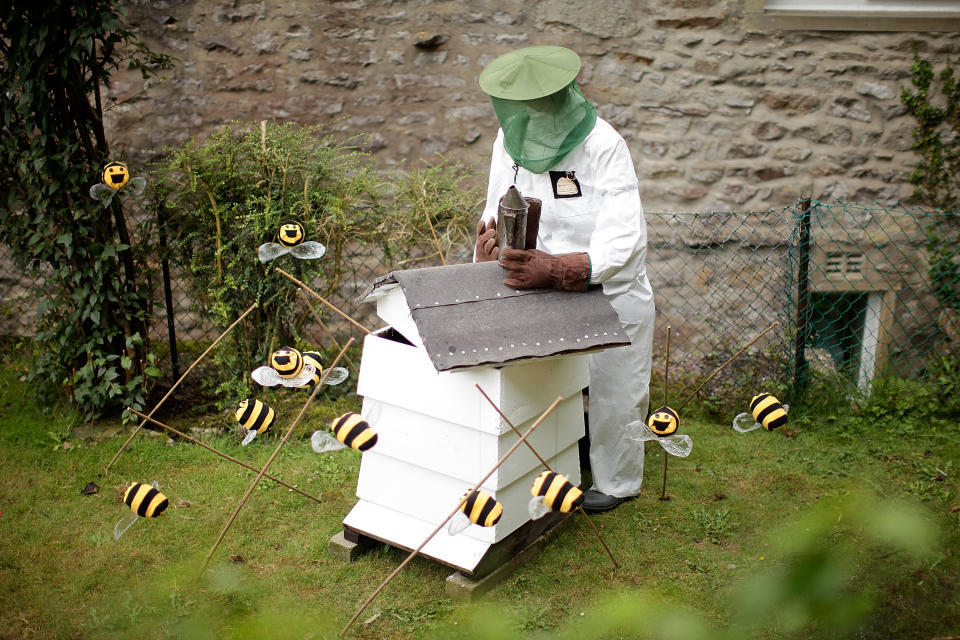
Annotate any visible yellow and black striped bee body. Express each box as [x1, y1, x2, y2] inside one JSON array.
[[459, 489, 503, 527], [296, 351, 323, 389], [235, 398, 275, 435], [330, 412, 378, 451], [647, 406, 680, 437], [277, 221, 305, 248], [123, 482, 169, 518], [531, 470, 583, 513], [102, 161, 130, 190], [271, 346, 304, 379], [750, 393, 787, 431]]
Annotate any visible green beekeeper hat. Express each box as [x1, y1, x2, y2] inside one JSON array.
[[478, 45, 582, 100]]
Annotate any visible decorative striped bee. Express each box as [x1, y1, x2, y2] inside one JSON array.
[[251, 346, 316, 388], [528, 470, 584, 520], [252, 346, 348, 389], [295, 351, 349, 390], [89, 161, 146, 207], [628, 407, 693, 458], [330, 412, 379, 451], [311, 400, 382, 454], [733, 393, 789, 433], [114, 481, 168, 539], [257, 220, 327, 263], [236, 398, 276, 446], [447, 489, 503, 535]]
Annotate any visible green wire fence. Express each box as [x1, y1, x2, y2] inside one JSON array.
[[1, 199, 957, 413]]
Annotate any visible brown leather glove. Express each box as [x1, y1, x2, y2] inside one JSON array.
[[500, 248, 591, 291], [475, 218, 498, 262]]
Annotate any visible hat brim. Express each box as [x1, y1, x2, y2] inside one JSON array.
[[479, 45, 581, 100]]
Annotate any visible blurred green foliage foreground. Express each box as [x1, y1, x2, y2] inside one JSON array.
[[0, 358, 956, 639]]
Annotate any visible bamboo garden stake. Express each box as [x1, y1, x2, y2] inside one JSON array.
[[274, 267, 371, 336], [128, 409, 324, 506], [197, 338, 354, 579], [475, 384, 620, 570], [297, 287, 361, 378], [660, 325, 672, 501], [104, 302, 259, 474], [676, 321, 780, 413], [341, 395, 564, 636]]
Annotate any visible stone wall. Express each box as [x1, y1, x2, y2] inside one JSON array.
[[109, 0, 959, 212]]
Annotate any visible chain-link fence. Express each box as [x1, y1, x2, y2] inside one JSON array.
[[2, 200, 957, 410]]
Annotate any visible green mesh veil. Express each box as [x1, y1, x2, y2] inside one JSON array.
[[491, 81, 597, 175]]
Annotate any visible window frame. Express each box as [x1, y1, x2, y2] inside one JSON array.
[[743, 0, 960, 31]]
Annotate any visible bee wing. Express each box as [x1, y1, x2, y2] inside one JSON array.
[[252, 366, 282, 387], [311, 429, 347, 453], [447, 510, 472, 536], [126, 177, 146, 197], [782, 404, 789, 414], [113, 511, 140, 539], [528, 496, 552, 521], [241, 430, 258, 446], [89, 183, 115, 203], [253, 364, 315, 387], [625, 419, 658, 443], [361, 399, 383, 424], [257, 243, 290, 263], [323, 366, 349, 387], [282, 364, 315, 387], [657, 434, 693, 458], [732, 412, 762, 433], [290, 241, 326, 260]]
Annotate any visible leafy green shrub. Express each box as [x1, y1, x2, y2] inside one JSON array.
[[793, 357, 956, 436], [155, 122, 481, 402], [0, 0, 172, 423]]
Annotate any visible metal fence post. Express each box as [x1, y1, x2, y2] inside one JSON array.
[[793, 197, 813, 396], [156, 199, 180, 380]]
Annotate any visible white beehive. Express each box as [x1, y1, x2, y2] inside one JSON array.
[[342, 261, 628, 575]]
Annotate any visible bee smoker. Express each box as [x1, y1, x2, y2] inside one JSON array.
[[496, 185, 529, 263]]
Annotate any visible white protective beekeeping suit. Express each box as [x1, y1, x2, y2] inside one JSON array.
[[478, 118, 655, 498]]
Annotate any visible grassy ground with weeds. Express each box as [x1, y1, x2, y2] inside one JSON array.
[[0, 359, 957, 640]]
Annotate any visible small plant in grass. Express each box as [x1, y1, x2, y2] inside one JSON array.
[[692, 507, 736, 544]]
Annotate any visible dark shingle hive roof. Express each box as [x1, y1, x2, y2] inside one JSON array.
[[359, 261, 629, 372]]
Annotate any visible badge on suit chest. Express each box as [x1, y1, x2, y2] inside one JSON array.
[[549, 170, 582, 199]]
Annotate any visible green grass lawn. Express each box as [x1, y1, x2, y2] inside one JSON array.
[[0, 360, 956, 639]]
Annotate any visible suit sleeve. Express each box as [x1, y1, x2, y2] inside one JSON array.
[[587, 135, 647, 284]]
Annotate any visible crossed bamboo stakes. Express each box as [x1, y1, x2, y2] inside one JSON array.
[[104, 264, 783, 634], [341, 388, 621, 635], [103, 268, 370, 573]]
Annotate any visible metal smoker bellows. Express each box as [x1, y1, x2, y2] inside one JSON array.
[[496, 185, 528, 264]]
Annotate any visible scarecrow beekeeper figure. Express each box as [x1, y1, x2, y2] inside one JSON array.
[[474, 45, 656, 512]]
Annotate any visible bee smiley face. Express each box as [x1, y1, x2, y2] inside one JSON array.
[[102, 161, 130, 190], [277, 221, 306, 248], [647, 406, 679, 437], [270, 346, 304, 379]]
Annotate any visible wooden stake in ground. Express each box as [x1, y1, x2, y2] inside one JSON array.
[[341, 395, 564, 636], [104, 302, 259, 474], [296, 288, 361, 378], [197, 337, 354, 579], [475, 384, 620, 570], [660, 325, 672, 501], [675, 321, 781, 413], [127, 409, 324, 506], [274, 268, 371, 336]]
